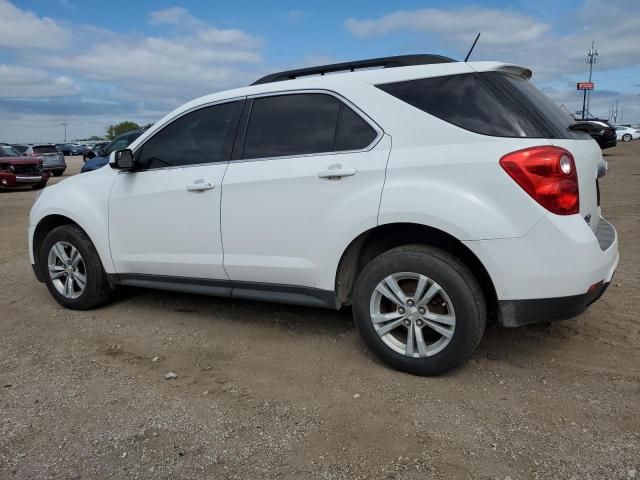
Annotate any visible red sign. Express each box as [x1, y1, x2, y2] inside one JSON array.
[[577, 82, 594, 90]]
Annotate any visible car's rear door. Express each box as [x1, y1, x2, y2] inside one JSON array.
[[220, 91, 390, 293], [108, 99, 243, 280]]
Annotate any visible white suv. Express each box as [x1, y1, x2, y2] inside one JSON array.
[[29, 55, 618, 375]]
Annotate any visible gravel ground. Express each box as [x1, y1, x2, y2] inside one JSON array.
[[1, 146, 639, 480]]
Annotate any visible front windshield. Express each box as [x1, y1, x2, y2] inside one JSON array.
[[0, 145, 21, 157]]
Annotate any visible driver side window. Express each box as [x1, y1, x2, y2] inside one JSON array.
[[137, 100, 242, 170]]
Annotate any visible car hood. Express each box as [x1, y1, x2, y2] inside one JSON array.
[[0, 156, 40, 165]]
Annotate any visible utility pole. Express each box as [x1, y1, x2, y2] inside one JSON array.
[[61, 120, 68, 142], [581, 40, 598, 119]]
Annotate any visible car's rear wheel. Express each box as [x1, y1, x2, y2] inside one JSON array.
[[40, 225, 112, 310], [52, 170, 64, 177], [622, 133, 632, 142], [352, 245, 485, 376]]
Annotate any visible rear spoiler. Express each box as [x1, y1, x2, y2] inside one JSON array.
[[467, 62, 533, 80]]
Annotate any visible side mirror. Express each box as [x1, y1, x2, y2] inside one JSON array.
[[110, 149, 134, 170]]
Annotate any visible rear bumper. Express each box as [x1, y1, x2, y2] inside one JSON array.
[[464, 214, 618, 326], [499, 281, 610, 327]]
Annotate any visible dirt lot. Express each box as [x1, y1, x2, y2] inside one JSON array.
[[1, 146, 639, 480]]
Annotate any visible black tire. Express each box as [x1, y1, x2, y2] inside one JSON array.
[[352, 245, 486, 376], [53, 170, 64, 177], [40, 225, 113, 310], [622, 134, 632, 142]]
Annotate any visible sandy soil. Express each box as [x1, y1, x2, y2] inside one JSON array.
[[1, 146, 638, 480]]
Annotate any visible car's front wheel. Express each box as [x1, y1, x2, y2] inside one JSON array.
[[622, 133, 632, 142], [40, 225, 113, 310], [352, 245, 486, 376]]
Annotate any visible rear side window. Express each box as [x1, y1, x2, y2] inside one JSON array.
[[33, 145, 58, 154], [242, 93, 377, 160], [377, 72, 583, 139], [137, 101, 241, 170], [335, 105, 377, 151]]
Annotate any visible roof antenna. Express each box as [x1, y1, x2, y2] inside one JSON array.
[[464, 32, 481, 62]]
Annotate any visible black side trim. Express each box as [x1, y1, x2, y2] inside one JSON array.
[[498, 282, 610, 328], [108, 274, 339, 309]]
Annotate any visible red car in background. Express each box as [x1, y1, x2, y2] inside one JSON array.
[[0, 143, 49, 190]]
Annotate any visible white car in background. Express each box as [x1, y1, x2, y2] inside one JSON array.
[[614, 126, 640, 142]]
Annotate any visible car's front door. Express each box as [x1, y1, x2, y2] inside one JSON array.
[[220, 92, 390, 293], [109, 99, 243, 280]]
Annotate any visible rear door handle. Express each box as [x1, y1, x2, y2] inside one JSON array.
[[318, 165, 357, 179], [186, 179, 215, 192]]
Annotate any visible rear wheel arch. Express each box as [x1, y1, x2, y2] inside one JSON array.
[[335, 222, 498, 320]]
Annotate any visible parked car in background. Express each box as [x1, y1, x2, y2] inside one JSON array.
[[81, 130, 144, 172], [11, 144, 29, 155], [0, 143, 49, 190], [569, 120, 617, 149], [56, 143, 85, 156], [83, 141, 109, 162], [614, 126, 640, 142], [30, 55, 618, 376], [25, 144, 66, 176]]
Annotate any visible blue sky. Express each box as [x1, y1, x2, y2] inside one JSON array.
[[1, 0, 639, 142]]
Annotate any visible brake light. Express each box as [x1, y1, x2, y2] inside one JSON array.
[[499, 146, 579, 215]]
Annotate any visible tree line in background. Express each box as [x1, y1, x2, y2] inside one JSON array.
[[82, 121, 154, 142]]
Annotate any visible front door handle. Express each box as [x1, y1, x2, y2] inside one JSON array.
[[318, 164, 357, 179], [186, 179, 215, 192]]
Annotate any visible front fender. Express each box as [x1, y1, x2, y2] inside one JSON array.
[[29, 168, 117, 273]]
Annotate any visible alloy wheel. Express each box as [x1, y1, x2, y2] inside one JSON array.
[[369, 272, 456, 358], [47, 241, 86, 299]]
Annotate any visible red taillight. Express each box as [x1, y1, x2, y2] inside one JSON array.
[[499, 146, 579, 215]]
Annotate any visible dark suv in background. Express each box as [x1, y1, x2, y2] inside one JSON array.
[[570, 119, 617, 149], [81, 129, 145, 172]]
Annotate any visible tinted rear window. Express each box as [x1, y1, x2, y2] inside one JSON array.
[[377, 72, 584, 139], [33, 145, 58, 154]]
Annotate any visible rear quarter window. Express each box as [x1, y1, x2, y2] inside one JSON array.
[[377, 72, 585, 140]]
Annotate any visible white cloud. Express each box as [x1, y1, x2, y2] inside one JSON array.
[[344, 2, 640, 81], [148, 6, 202, 27], [0, 0, 71, 50], [196, 28, 261, 49], [345, 7, 550, 45], [43, 34, 262, 96], [0, 64, 78, 97]]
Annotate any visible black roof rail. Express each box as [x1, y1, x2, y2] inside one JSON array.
[[251, 54, 456, 85]]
